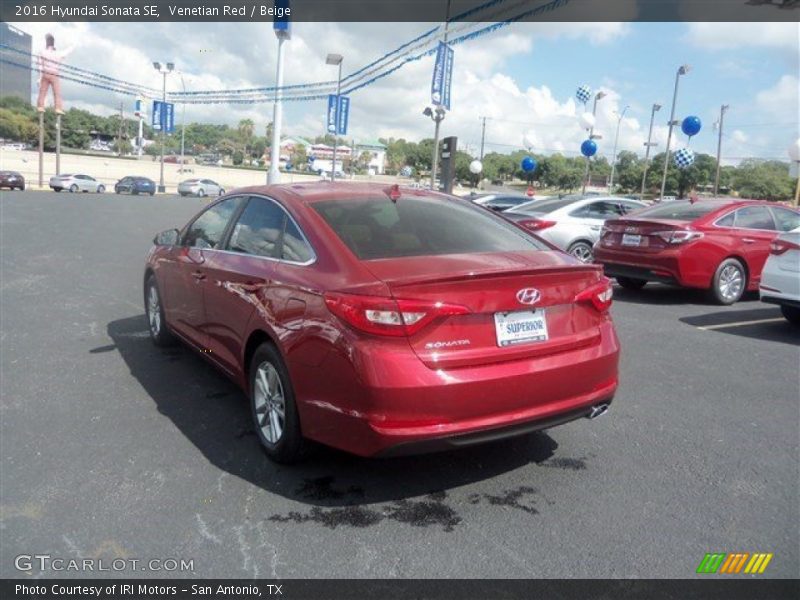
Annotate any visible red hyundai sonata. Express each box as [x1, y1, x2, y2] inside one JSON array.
[[144, 183, 620, 462], [594, 199, 800, 304]]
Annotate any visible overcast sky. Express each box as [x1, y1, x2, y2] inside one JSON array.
[[16, 20, 800, 164]]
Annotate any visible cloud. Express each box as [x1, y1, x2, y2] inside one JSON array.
[[755, 75, 800, 125], [684, 22, 799, 51]]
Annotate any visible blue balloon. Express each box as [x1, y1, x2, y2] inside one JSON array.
[[521, 156, 537, 172], [580, 139, 597, 157], [681, 116, 702, 137]]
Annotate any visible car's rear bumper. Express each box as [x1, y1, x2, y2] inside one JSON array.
[[593, 246, 699, 287], [295, 321, 620, 457]]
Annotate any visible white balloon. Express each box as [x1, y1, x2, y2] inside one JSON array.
[[469, 160, 483, 174], [522, 131, 536, 151], [788, 138, 800, 162], [578, 112, 595, 130]]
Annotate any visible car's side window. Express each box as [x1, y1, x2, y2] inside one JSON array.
[[573, 201, 620, 219], [734, 206, 775, 231], [227, 197, 286, 258], [770, 207, 800, 232], [282, 217, 315, 263], [183, 196, 244, 249], [715, 211, 735, 227], [617, 202, 642, 215]]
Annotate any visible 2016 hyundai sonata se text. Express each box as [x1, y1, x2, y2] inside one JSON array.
[[144, 183, 620, 462]]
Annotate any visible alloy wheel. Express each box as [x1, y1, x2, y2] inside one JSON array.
[[147, 285, 161, 336], [718, 264, 743, 302], [570, 243, 593, 263], [253, 362, 286, 444]]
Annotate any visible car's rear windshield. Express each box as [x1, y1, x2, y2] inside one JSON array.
[[631, 201, 725, 221], [313, 195, 547, 260]]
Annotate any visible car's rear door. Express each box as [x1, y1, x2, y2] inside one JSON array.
[[201, 196, 286, 374], [731, 206, 778, 286]]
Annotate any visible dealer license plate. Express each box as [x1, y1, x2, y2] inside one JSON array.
[[622, 233, 642, 246], [494, 309, 549, 347]]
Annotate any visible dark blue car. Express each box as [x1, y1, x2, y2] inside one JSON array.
[[115, 176, 156, 195]]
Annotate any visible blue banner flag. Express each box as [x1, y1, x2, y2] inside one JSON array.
[[152, 100, 163, 131], [431, 41, 454, 111], [337, 96, 350, 136], [164, 102, 175, 133]]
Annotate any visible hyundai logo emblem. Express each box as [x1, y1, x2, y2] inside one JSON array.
[[516, 288, 541, 305]]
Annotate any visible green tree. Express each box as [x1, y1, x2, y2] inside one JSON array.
[[732, 160, 794, 200]]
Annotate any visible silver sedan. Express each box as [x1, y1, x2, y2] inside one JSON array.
[[49, 174, 106, 193], [177, 178, 225, 197], [504, 195, 647, 262]]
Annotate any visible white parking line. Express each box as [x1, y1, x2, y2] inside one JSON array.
[[697, 318, 786, 331]]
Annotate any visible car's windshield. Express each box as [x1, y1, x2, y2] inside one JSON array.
[[313, 195, 548, 260], [631, 201, 725, 221]]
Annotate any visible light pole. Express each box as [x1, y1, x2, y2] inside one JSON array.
[[640, 103, 662, 198], [326, 53, 344, 182], [179, 73, 187, 175], [424, 106, 446, 190], [659, 64, 690, 201], [582, 90, 606, 194], [268, 25, 289, 184], [713, 104, 729, 197], [608, 105, 629, 192], [153, 61, 174, 193]]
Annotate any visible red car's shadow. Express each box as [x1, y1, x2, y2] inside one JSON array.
[[105, 315, 564, 509], [611, 283, 761, 306]]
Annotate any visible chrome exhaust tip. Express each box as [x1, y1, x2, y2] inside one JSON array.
[[587, 403, 610, 420]]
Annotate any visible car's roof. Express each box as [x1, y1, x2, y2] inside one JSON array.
[[232, 182, 453, 205]]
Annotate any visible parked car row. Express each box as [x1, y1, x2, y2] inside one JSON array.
[[40, 174, 225, 197]]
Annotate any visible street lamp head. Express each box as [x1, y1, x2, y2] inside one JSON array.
[[152, 61, 161, 71], [326, 53, 343, 66], [166, 62, 175, 72], [653, 103, 662, 111], [678, 64, 691, 75], [423, 107, 433, 118], [596, 91, 607, 100]]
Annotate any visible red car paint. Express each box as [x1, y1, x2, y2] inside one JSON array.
[[593, 199, 800, 293], [145, 182, 620, 457]]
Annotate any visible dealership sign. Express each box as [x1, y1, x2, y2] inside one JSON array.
[[431, 41, 454, 111]]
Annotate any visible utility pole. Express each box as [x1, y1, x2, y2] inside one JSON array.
[[641, 103, 661, 198], [479, 116, 487, 160], [713, 104, 729, 197], [582, 91, 606, 195], [118, 102, 124, 156]]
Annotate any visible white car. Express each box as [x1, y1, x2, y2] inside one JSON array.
[[760, 227, 800, 326], [49, 174, 106, 193], [177, 178, 225, 197], [503, 195, 647, 262]]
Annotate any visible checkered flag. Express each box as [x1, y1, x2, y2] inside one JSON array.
[[674, 147, 695, 169], [576, 85, 592, 104]]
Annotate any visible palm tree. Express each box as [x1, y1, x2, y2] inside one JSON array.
[[238, 119, 255, 162]]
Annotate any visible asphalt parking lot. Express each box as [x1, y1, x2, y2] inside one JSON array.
[[1, 191, 798, 579]]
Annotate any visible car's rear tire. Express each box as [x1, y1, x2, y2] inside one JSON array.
[[781, 305, 800, 326], [144, 275, 176, 347], [616, 276, 647, 290], [711, 258, 746, 305], [249, 343, 306, 464], [53, 187, 61, 192], [69, 184, 78, 193], [197, 188, 205, 198], [97, 185, 105, 194], [218, 189, 225, 196], [150, 192, 155, 196], [567, 240, 594, 263]]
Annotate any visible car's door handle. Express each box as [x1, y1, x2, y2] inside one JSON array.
[[192, 271, 206, 282], [590, 225, 601, 231], [742, 238, 756, 244]]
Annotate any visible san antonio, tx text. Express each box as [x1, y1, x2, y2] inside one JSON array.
[[15, 584, 281, 597]]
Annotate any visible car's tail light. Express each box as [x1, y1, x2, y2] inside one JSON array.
[[770, 239, 800, 255], [518, 219, 556, 231], [655, 230, 704, 244], [575, 278, 613, 313], [324, 293, 470, 337]]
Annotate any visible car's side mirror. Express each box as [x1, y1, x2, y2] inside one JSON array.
[[154, 229, 180, 246]]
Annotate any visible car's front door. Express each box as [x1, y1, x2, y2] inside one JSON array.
[[201, 196, 288, 375], [730, 206, 778, 286], [163, 196, 245, 348]]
